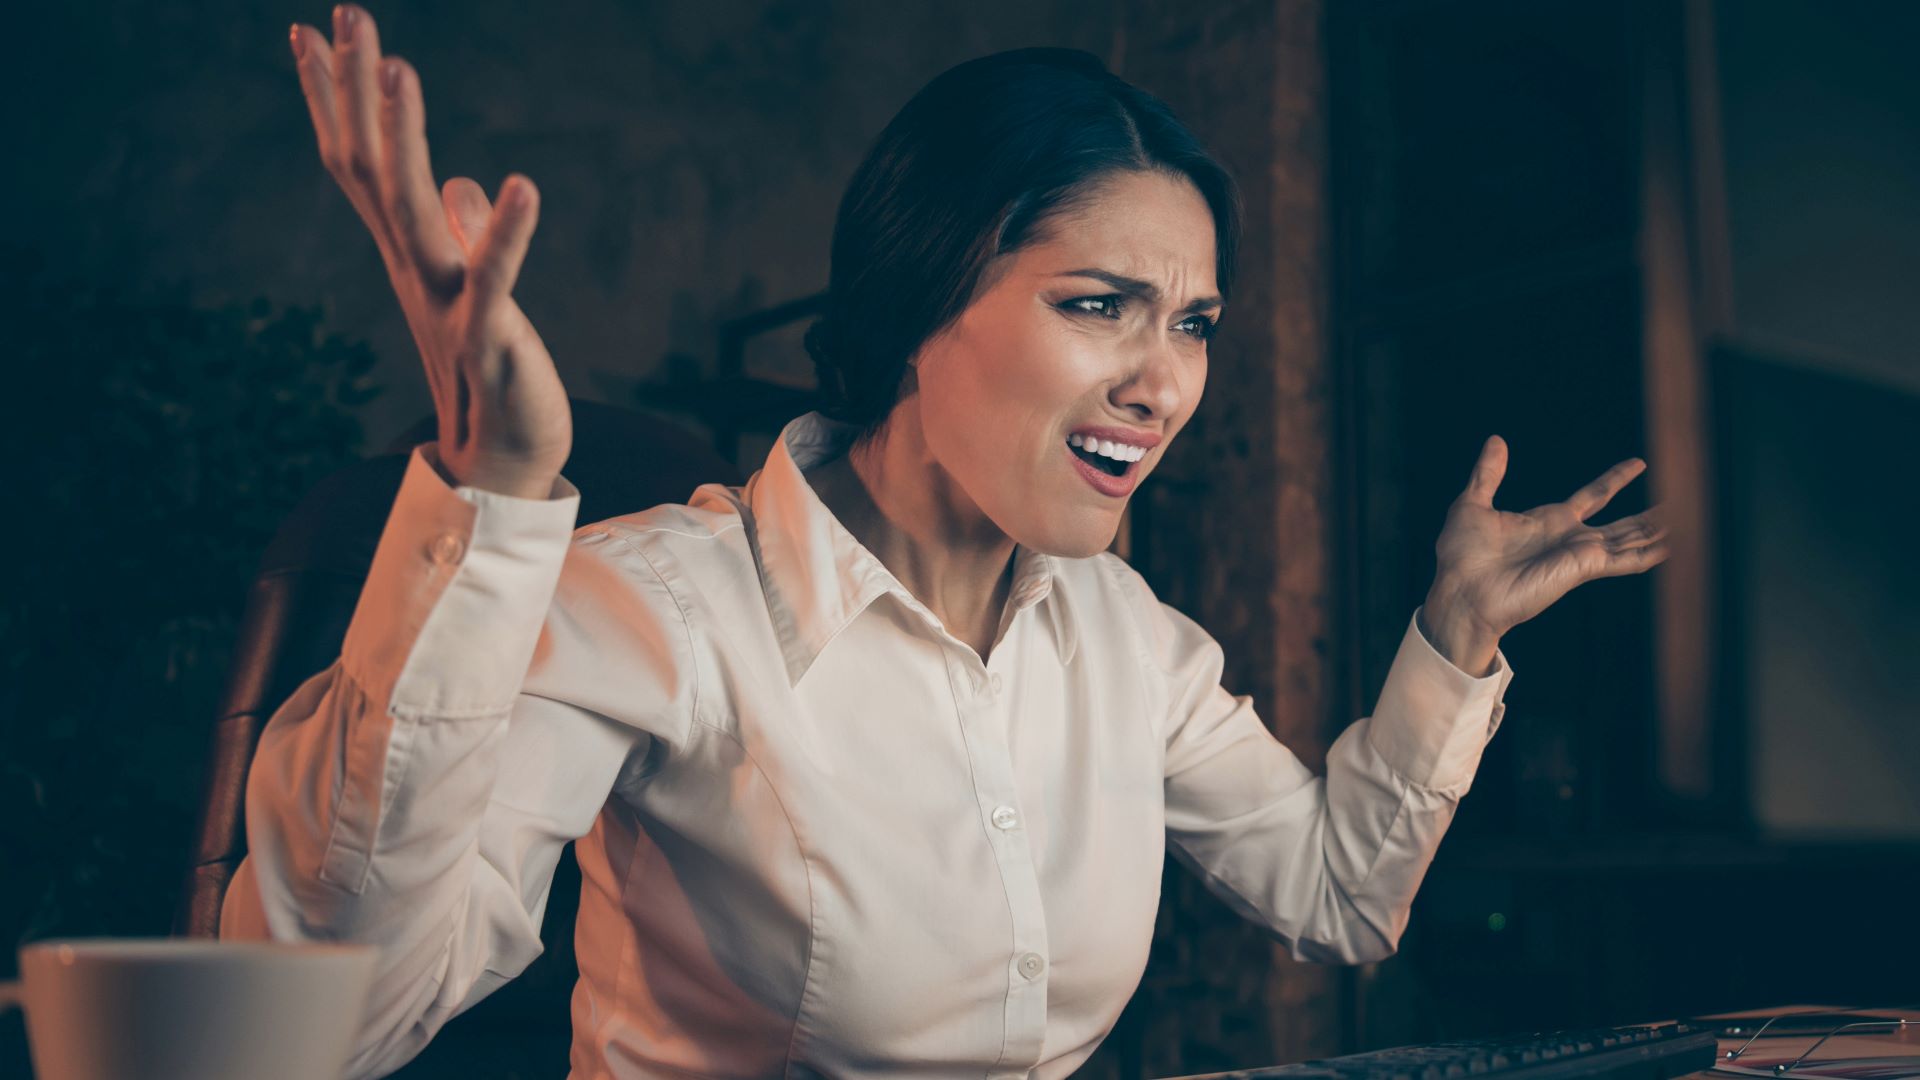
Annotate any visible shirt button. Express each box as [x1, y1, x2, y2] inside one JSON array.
[[428, 533, 466, 565], [989, 672, 1004, 695], [1016, 952, 1045, 980], [990, 805, 1020, 830]]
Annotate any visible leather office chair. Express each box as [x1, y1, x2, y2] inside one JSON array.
[[176, 397, 745, 1075]]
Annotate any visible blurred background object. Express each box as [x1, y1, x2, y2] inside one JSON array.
[[2, 1, 1914, 1077]]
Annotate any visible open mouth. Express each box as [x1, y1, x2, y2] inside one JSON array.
[[1067, 437, 1137, 477]]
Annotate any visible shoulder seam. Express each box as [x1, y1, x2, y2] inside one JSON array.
[[1092, 554, 1171, 754], [579, 520, 746, 544], [578, 525, 704, 741], [1095, 554, 1155, 664]]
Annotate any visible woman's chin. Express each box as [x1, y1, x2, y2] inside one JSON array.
[[1017, 515, 1126, 561]]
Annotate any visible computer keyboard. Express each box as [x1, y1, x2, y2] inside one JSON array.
[[1157, 1020, 1719, 1080]]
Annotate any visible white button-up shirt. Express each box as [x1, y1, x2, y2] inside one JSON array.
[[223, 409, 1514, 1079]]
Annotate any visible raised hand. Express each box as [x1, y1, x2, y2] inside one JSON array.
[[1420, 436, 1672, 675], [289, 4, 571, 498]]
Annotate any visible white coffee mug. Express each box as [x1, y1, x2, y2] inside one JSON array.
[[0, 938, 377, 1080]]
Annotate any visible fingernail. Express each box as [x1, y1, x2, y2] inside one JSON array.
[[380, 58, 399, 97], [334, 4, 355, 44], [288, 24, 305, 60]]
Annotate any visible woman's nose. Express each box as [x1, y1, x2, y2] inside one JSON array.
[[1113, 338, 1190, 421]]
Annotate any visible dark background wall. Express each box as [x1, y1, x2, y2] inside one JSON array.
[[1710, 0, 1920, 837], [12, 0, 1121, 451], [4, 1, 1917, 1078]]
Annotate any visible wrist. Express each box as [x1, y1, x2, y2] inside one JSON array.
[[421, 442, 562, 500], [1419, 581, 1502, 678], [458, 467, 561, 501]]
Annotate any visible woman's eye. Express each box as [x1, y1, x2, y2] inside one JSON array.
[[1065, 296, 1124, 318], [1179, 315, 1217, 341], [1064, 296, 1215, 342]]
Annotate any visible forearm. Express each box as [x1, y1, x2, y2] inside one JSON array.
[[1301, 610, 1513, 957], [1161, 610, 1514, 966], [221, 442, 584, 1075], [226, 668, 522, 1077]]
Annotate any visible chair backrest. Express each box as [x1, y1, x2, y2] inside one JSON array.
[[177, 395, 743, 934]]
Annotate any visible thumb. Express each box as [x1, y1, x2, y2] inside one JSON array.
[[1460, 435, 1507, 508]]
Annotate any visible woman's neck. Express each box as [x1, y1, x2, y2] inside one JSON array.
[[803, 418, 1017, 660]]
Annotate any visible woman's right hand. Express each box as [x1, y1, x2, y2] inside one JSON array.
[[290, 4, 572, 499]]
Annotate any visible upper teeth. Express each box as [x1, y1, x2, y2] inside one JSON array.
[[1068, 434, 1146, 462]]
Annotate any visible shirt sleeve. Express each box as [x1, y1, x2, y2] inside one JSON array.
[[1112, 561, 1514, 965], [219, 441, 699, 1079]]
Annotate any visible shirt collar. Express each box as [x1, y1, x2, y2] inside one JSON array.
[[745, 410, 1078, 687]]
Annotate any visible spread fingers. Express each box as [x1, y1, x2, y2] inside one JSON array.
[[291, 26, 380, 224], [1567, 458, 1647, 523], [331, 5, 389, 239], [290, 25, 341, 170], [1597, 505, 1669, 550], [468, 175, 540, 313], [376, 56, 463, 288], [441, 176, 493, 256]]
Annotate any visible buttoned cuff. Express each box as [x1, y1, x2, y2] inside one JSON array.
[[341, 442, 581, 717], [1365, 606, 1516, 792]]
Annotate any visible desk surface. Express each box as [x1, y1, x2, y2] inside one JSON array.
[[1158, 1005, 1919, 1080], [1683, 1004, 1918, 1080]]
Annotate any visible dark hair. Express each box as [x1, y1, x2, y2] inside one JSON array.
[[802, 47, 1242, 445]]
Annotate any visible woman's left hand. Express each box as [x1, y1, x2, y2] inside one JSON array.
[[1419, 435, 1671, 676]]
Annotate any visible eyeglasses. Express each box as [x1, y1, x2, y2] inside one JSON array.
[[1712, 1007, 1918, 1076]]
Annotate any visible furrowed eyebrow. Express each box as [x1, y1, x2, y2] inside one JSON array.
[[1056, 268, 1224, 315]]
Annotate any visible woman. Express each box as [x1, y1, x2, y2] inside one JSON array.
[[226, 6, 1671, 1078]]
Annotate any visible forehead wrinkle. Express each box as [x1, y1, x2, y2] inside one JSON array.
[[1020, 177, 1218, 305], [1052, 237, 1216, 310], [1050, 263, 1220, 312]]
